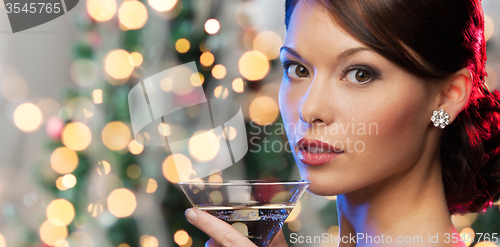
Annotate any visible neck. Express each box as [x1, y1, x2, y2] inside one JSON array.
[[336, 156, 464, 247]]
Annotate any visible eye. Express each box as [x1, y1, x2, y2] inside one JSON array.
[[343, 66, 377, 84], [284, 62, 310, 79]]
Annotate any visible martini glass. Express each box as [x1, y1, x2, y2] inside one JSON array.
[[179, 180, 310, 247]]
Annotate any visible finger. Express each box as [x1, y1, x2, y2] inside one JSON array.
[[205, 238, 221, 247], [185, 208, 256, 247], [270, 230, 288, 247]]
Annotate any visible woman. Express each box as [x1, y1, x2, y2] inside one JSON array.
[[185, 0, 500, 246]]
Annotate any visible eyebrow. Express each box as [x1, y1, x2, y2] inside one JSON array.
[[280, 46, 371, 61]]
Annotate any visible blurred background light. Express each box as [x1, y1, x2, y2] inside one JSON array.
[[204, 19, 220, 35], [200, 52, 215, 67], [102, 121, 131, 151], [39, 220, 68, 245], [238, 51, 269, 81], [175, 38, 190, 53], [118, 1, 148, 30], [105, 49, 135, 80], [107, 188, 137, 218], [46, 199, 75, 226], [232, 78, 245, 93], [51, 147, 78, 174], [148, 0, 177, 12], [249, 96, 279, 125], [253, 31, 283, 60], [87, 0, 117, 22], [211, 64, 227, 79], [62, 122, 92, 151], [13, 103, 43, 132]]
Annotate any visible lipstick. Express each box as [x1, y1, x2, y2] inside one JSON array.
[[296, 139, 343, 166]]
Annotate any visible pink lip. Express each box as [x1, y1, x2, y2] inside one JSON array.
[[296, 139, 343, 166]]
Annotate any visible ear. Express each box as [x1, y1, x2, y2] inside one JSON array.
[[438, 68, 472, 122]]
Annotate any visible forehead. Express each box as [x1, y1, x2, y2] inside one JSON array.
[[283, 0, 366, 63]]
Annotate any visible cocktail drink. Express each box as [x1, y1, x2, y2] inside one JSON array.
[[179, 180, 310, 247]]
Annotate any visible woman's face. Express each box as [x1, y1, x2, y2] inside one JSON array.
[[279, 1, 439, 196]]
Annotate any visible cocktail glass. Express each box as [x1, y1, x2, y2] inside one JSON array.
[[179, 180, 310, 247]]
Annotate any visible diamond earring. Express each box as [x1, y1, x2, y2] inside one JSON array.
[[431, 109, 450, 129]]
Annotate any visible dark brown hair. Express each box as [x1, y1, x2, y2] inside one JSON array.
[[285, 0, 500, 214]]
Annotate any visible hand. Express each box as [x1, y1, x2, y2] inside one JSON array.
[[185, 208, 289, 247]]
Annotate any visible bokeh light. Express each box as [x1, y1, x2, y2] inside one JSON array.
[[62, 174, 77, 188], [1, 76, 28, 102], [97, 160, 111, 175], [105, 49, 134, 80], [285, 201, 301, 222], [88, 203, 104, 217], [102, 121, 131, 150], [146, 178, 158, 193], [214, 86, 228, 99], [67, 97, 95, 120], [118, 0, 148, 30], [62, 122, 92, 151], [175, 38, 190, 53], [189, 130, 220, 162], [148, 0, 177, 12], [190, 72, 204, 86], [475, 242, 497, 247], [13, 103, 43, 132], [0, 234, 5, 247], [54, 239, 69, 247], [87, 0, 117, 22], [223, 126, 237, 140], [128, 139, 144, 155], [162, 154, 194, 183], [56, 176, 68, 191], [200, 52, 215, 67], [39, 220, 68, 245], [485, 14, 494, 42], [204, 19, 220, 35], [70, 59, 98, 86], [130, 52, 144, 67], [51, 147, 79, 174], [127, 164, 142, 179], [485, 66, 498, 91], [140, 235, 159, 247], [459, 227, 474, 246], [249, 96, 279, 125], [232, 78, 245, 93], [160, 78, 172, 92], [158, 123, 171, 136], [93, 89, 103, 104], [253, 31, 283, 60], [288, 219, 301, 232], [238, 51, 269, 81], [212, 64, 227, 79], [107, 188, 137, 218], [46, 199, 75, 226], [174, 230, 189, 245]]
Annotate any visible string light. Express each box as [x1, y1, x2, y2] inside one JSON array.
[[130, 52, 143, 67], [46, 199, 75, 226], [51, 147, 78, 174], [92, 89, 103, 104], [39, 220, 67, 245], [200, 52, 215, 67], [105, 49, 134, 80]]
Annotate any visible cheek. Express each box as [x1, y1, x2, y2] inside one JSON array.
[[353, 83, 430, 166]]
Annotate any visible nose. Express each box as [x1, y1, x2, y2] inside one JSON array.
[[299, 78, 334, 126]]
